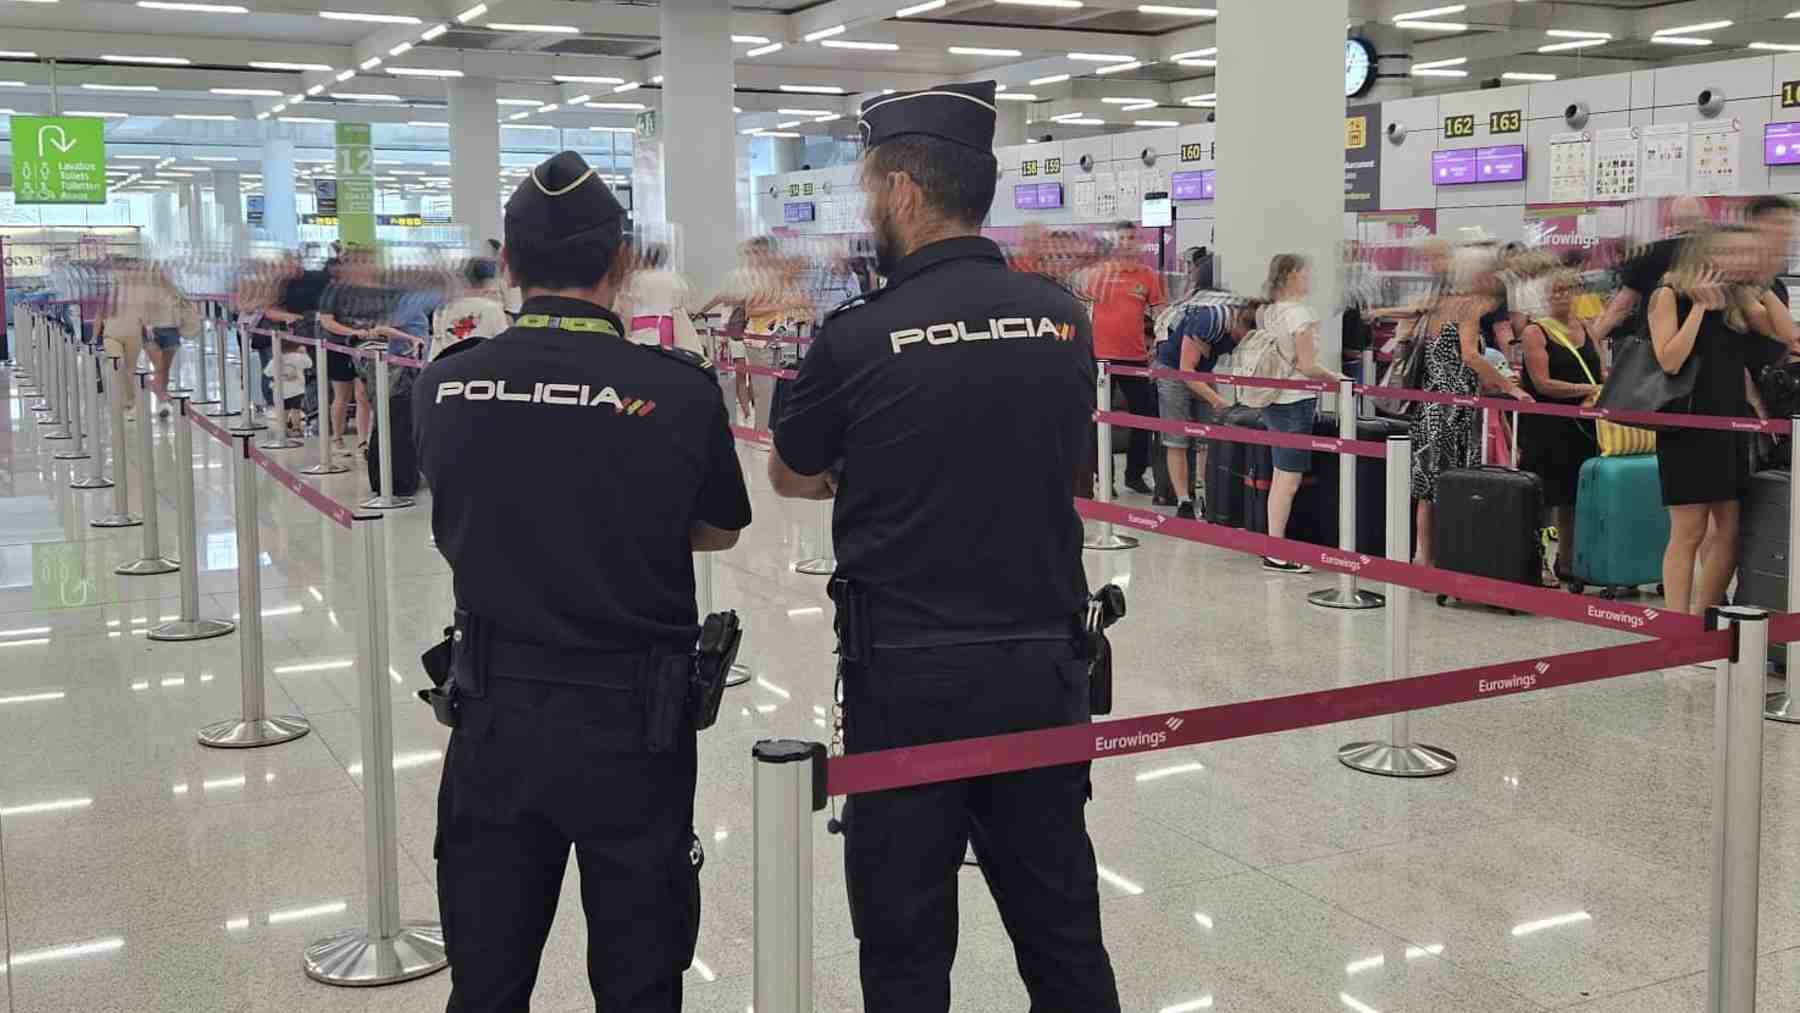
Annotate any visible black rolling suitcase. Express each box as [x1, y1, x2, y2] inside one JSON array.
[[365, 391, 419, 496], [1431, 466, 1543, 610], [1738, 469, 1791, 667], [1204, 405, 1264, 528], [1314, 413, 1407, 556], [1244, 438, 1324, 545]]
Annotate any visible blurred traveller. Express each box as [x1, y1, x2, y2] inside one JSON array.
[[415, 150, 753, 1012], [1256, 255, 1346, 573], [769, 81, 1121, 1013], [1593, 194, 1709, 345], [1152, 296, 1244, 518], [1084, 221, 1166, 494], [1517, 269, 1603, 580], [1746, 194, 1798, 313], [429, 258, 509, 361]]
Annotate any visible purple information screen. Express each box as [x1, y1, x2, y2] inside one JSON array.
[[1766, 122, 1800, 166], [1170, 170, 1215, 201], [783, 201, 815, 223], [1432, 144, 1526, 185], [1014, 182, 1064, 210]]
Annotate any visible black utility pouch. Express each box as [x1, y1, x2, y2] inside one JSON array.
[[645, 652, 692, 753], [1083, 584, 1127, 717], [417, 623, 458, 727], [689, 611, 743, 731]]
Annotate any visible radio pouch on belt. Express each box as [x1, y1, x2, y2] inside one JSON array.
[[417, 624, 458, 728], [1083, 584, 1127, 717], [689, 610, 743, 731], [827, 577, 869, 662], [415, 608, 492, 729], [644, 651, 693, 754]]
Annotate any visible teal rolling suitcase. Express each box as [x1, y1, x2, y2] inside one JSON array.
[[1570, 455, 1669, 597]]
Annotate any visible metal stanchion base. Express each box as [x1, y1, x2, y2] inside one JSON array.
[[70, 475, 113, 490], [302, 923, 448, 987], [1336, 741, 1457, 777], [794, 556, 835, 576], [1767, 692, 1800, 724], [51, 448, 90, 460], [116, 556, 179, 576], [196, 715, 311, 748], [258, 435, 303, 451], [201, 404, 235, 418], [167, 385, 192, 395], [227, 419, 269, 435], [301, 462, 352, 476], [1082, 532, 1140, 551], [91, 512, 142, 528], [1307, 587, 1386, 611], [148, 617, 235, 642], [725, 662, 752, 688], [358, 494, 415, 510], [187, 394, 219, 406], [41, 429, 72, 441]]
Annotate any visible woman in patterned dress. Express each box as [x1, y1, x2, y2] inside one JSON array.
[[1410, 248, 1534, 567]]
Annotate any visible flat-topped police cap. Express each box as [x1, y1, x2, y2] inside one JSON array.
[[504, 150, 625, 247], [858, 80, 998, 152]]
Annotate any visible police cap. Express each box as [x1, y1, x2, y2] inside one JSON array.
[[503, 150, 626, 252], [858, 81, 997, 153]]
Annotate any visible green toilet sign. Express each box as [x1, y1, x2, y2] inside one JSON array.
[[9, 115, 108, 204]]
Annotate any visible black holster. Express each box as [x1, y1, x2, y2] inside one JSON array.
[[1082, 584, 1127, 716], [644, 649, 693, 753], [417, 607, 491, 728], [827, 577, 870, 662], [689, 610, 743, 732]]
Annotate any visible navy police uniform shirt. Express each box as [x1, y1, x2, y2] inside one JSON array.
[[775, 236, 1095, 641], [415, 295, 752, 652]]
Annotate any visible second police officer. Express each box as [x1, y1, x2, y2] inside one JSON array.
[[414, 151, 753, 1012], [769, 81, 1123, 1012]]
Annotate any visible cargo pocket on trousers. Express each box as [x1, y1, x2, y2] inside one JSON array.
[[670, 830, 703, 967], [1057, 658, 1096, 801]]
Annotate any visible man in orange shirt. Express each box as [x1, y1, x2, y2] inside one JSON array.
[[1083, 221, 1167, 495]]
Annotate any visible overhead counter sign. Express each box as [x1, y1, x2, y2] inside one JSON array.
[[10, 115, 108, 204]]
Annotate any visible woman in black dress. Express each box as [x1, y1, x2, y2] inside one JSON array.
[[1519, 269, 1603, 579], [1650, 227, 1796, 615]]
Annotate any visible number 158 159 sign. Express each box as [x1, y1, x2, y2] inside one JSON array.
[[9, 115, 108, 204]]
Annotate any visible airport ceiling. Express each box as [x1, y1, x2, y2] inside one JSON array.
[[1, 0, 1798, 181]]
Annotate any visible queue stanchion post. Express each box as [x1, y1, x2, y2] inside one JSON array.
[[1083, 362, 1138, 551], [1358, 348, 1375, 418], [753, 739, 824, 1013], [1708, 606, 1769, 1011], [1309, 378, 1383, 611], [41, 329, 71, 438], [697, 551, 752, 687], [1338, 433, 1457, 776], [196, 434, 310, 747], [51, 343, 87, 457], [166, 322, 192, 395], [304, 515, 449, 986], [149, 397, 234, 641], [71, 352, 116, 489], [190, 312, 216, 406], [203, 313, 234, 417], [301, 340, 350, 476], [793, 497, 834, 575], [358, 353, 414, 510], [259, 333, 302, 451], [17, 315, 39, 396], [228, 326, 267, 435], [1766, 422, 1800, 722], [90, 360, 142, 524], [118, 371, 179, 575]]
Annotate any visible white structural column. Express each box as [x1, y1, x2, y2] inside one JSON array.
[[1216, 0, 1348, 363], [262, 136, 298, 249], [1362, 24, 1415, 102], [150, 192, 177, 251], [996, 103, 1027, 148], [448, 77, 503, 253], [214, 170, 246, 256], [180, 182, 206, 247], [660, 0, 739, 296]]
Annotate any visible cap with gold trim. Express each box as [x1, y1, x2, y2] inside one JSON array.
[[503, 150, 627, 249], [858, 81, 998, 153]]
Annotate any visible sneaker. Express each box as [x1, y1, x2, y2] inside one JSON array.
[[1262, 557, 1312, 574], [1124, 477, 1154, 495], [1152, 491, 1177, 507], [1175, 500, 1196, 520]]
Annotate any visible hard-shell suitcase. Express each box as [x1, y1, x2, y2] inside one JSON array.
[[1245, 421, 1324, 546], [1569, 455, 1668, 597], [1314, 412, 1407, 556], [365, 391, 419, 497], [1432, 466, 1544, 610], [1737, 469, 1792, 667], [1203, 405, 1264, 528]]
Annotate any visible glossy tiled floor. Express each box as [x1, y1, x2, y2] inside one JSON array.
[[3, 350, 1800, 1012]]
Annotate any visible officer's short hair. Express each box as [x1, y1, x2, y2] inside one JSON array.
[[867, 135, 998, 227], [1747, 194, 1796, 221], [504, 227, 623, 291]]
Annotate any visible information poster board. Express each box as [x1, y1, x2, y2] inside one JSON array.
[[9, 115, 107, 205], [1548, 131, 1593, 202], [1690, 118, 1741, 195], [1593, 127, 1640, 200], [334, 122, 375, 248], [1641, 123, 1690, 197], [1343, 102, 1382, 212]]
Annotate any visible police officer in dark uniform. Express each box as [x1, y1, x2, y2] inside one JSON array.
[[768, 82, 1121, 1013], [414, 150, 753, 1012]]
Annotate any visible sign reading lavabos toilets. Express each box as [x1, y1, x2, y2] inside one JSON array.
[[10, 116, 108, 205]]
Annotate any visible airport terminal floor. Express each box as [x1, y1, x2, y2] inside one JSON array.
[[3, 350, 1800, 1013]]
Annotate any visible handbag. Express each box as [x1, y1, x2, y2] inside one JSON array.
[[1593, 334, 1699, 434], [1540, 318, 1655, 455]]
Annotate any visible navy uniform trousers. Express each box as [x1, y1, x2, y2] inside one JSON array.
[[436, 673, 700, 1012], [841, 639, 1121, 1013]]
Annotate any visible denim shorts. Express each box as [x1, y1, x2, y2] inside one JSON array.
[[1155, 377, 1215, 448], [150, 327, 182, 350], [1262, 398, 1317, 474]]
